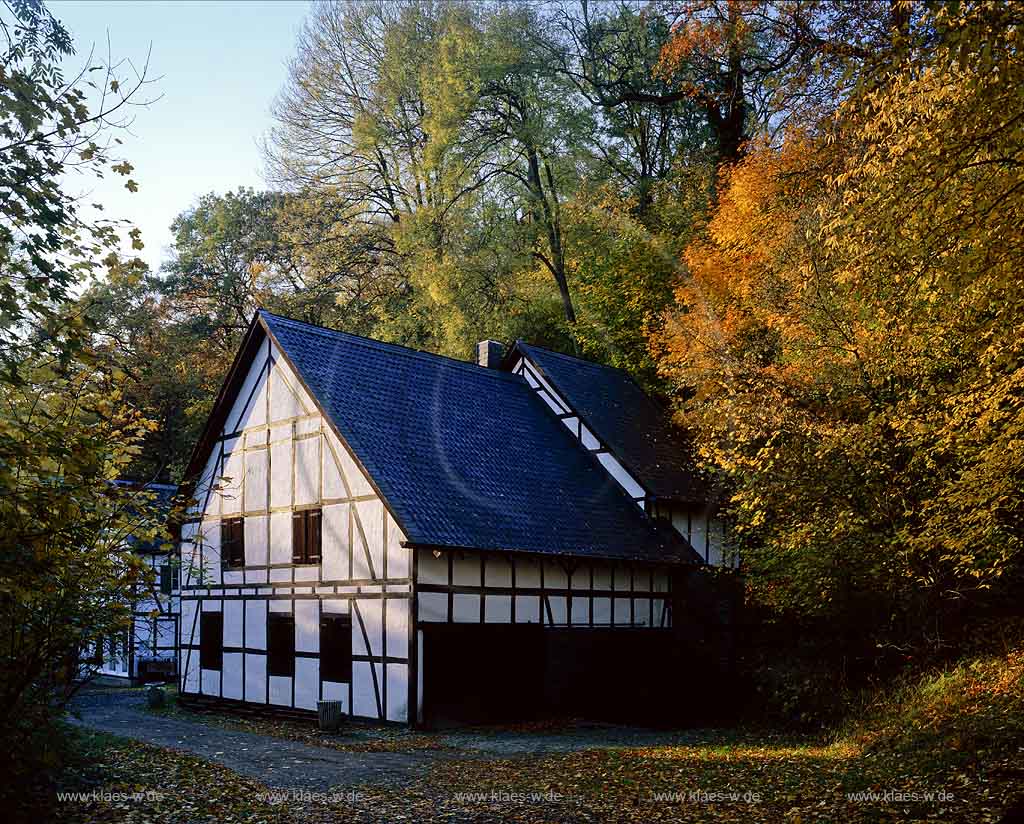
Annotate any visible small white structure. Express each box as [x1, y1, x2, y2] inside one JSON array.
[[176, 312, 725, 725]]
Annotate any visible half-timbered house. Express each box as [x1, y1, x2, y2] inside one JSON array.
[[176, 311, 728, 726]]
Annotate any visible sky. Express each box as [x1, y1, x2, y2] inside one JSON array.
[[51, 0, 312, 271]]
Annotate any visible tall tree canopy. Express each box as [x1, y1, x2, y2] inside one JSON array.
[[653, 0, 1024, 644], [73, 0, 1022, 660]]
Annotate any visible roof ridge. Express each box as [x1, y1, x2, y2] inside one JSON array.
[[260, 310, 523, 382]]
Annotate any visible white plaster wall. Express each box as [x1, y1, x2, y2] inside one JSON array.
[[294, 658, 319, 710], [222, 653, 243, 700], [245, 600, 267, 650], [386, 663, 408, 722], [669, 506, 732, 568], [269, 675, 292, 706], [244, 653, 266, 703], [415, 552, 672, 630], [295, 600, 319, 653], [224, 601, 243, 648]]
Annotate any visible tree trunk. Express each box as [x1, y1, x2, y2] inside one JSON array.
[[526, 146, 576, 325]]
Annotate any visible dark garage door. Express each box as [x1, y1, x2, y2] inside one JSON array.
[[421, 623, 545, 725], [543, 628, 683, 724], [420, 624, 682, 726]]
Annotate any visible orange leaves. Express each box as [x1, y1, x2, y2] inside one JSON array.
[[653, 136, 821, 392], [657, 18, 728, 80], [656, 0, 753, 81]]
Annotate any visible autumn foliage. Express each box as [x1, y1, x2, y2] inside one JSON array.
[[654, 1, 1024, 645]]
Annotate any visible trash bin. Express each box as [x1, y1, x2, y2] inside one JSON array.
[[317, 700, 343, 731], [146, 683, 166, 709]]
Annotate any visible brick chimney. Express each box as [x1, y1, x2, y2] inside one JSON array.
[[477, 340, 505, 369]]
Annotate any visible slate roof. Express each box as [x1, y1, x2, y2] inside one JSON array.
[[258, 312, 696, 565], [511, 342, 706, 504]]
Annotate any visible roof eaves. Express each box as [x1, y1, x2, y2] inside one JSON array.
[[401, 539, 698, 566], [180, 313, 267, 491]]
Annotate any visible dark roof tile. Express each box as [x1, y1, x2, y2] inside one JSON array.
[[260, 312, 695, 564], [513, 343, 706, 504]]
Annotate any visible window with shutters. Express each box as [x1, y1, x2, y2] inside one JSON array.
[[292, 508, 322, 565], [200, 612, 223, 670], [159, 563, 172, 595], [221, 517, 245, 568], [267, 613, 295, 677], [320, 613, 352, 683]]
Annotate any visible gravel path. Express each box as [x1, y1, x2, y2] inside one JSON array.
[[68, 689, 444, 790], [68, 687, 701, 792]]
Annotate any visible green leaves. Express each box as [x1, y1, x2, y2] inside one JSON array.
[[0, 0, 166, 771]]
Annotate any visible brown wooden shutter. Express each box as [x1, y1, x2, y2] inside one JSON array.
[[233, 518, 245, 566], [200, 612, 223, 670], [221, 520, 231, 563], [222, 518, 245, 567], [267, 613, 295, 677], [308, 509, 322, 563], [292, 511, 306, 564], [319, 613, 352, 683]]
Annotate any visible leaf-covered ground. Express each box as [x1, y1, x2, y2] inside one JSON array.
[[42, 648, 1024, 823], [40, 725, 1022, 824]]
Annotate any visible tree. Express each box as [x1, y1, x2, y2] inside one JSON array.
[[653, 0, 1024, 647], [544, 0, 713, 207], [0, 0, 169, 771], [0, 0, 149, 377], [562, 167, 712, 382], [271, 2, 658, 338]]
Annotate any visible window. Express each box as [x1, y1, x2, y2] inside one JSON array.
[[267, 613, 295, 677], [320, 613, 352, 683], [292, 508, 322, 565], [200, 612, 223, 670], [222, 517, 245, 568]]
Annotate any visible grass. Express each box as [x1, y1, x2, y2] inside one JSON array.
[[40, 645, 1024, 823]]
